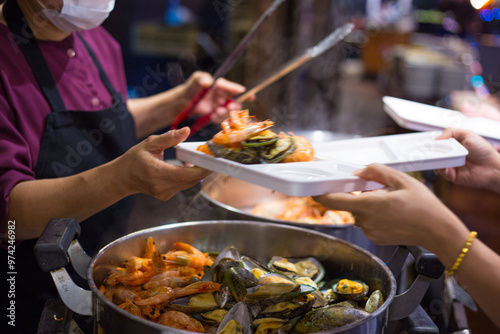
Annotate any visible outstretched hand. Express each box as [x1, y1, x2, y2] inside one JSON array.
[[436, 128, 500, 193], [117, 127, 211, 201], [313, 164, 468, 254]]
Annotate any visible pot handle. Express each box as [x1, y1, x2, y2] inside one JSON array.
[[402, 304, 439, 334], [34, 218, 93, 316], [387, 245, 445, 321]]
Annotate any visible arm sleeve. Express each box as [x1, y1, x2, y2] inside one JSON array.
[[0, 90, 36, 231]]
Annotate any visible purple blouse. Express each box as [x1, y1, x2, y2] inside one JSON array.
[[0, 24, 128, 228]]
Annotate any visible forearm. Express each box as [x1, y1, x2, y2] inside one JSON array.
[[7, 159, 132, 240], [426, 221, 500, 328], [127, 83, 187, 139], [454, 240, 500, 328]]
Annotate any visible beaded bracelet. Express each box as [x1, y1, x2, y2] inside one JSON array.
[[445, 231, 477, 278]]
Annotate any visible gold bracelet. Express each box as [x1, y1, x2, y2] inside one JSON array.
[[445, 231, 477, 278]]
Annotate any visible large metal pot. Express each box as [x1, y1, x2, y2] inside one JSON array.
[[35, 219, 442, 334], [199, 174, 379, 255]]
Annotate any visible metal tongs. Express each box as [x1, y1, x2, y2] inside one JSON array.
[[170, 0, 286, 131], [172, 5, 354, 135]]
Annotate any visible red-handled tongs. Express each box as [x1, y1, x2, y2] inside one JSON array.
[[170, 0, 286, 133]]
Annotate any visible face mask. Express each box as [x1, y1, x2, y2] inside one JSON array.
[[39, 0, 116, 32]]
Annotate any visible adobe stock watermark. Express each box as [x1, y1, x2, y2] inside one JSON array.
[[6, 220, 17, 327]]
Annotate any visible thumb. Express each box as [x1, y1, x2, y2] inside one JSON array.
[[193, 71, 213, 89], [146, 127, 191, 152], [435, 127, 454, 140], [354, 163, 408, 189]]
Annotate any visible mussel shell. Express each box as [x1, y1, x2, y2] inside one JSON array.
[[242, 130, 279, 147], [365, 289, 384, 313], [225, 266, 260, 301], [203, 245, 242, 282], [216, 301, 252, 334], [332, 279, 369, 302], [290, 304, 370, 334], [261, 137, 296, 163], [194, 309, 229, 325], [268, 257, 325, 284], [241, 256, 270, 273], [259, 294, 315, 319], [168, 292, 220, 314], [253, 317, 288, 333], [210, 261, 242, 284], [207, 141, 260, 164], [244, 273, 316, 304]]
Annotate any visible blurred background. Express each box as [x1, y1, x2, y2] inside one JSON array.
[[101, 1, 500, 333]]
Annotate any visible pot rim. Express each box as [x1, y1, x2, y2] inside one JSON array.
[[87, 220, 396, 333]]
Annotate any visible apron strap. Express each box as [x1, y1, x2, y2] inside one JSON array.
[[3, 0, 66, 112], [76, 32, 124, 104]]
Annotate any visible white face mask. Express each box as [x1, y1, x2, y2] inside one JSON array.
[[39, 0, 116, 32]]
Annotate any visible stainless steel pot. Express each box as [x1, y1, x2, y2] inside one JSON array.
[[35, 219, 443, 334], [199, 174, 379, 255]]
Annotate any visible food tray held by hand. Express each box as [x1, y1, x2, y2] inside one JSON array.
[[176, 142, 382, 196], [383, 96, 500, 146], [313, 131, 468, 172], [175, 131, 467, 197]]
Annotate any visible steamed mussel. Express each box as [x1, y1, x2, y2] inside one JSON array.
[[206, 131, 296, 164]]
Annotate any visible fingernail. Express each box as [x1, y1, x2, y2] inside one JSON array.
[[353, 169, 363, 176]]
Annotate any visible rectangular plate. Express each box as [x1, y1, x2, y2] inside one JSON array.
[[175, 131, 468, 196], [314, 131, 469, 172], [383, 96, 500, 146]]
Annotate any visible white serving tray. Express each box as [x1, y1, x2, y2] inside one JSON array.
[[313, 131, 468, 172], [383, 96, 500, 146], [175, 131, 468, 196]]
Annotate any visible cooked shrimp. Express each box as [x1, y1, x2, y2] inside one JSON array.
[[139, 304, 163, 320], [114, 286, 141, 302], [118, 299, 143, 318], [143, 237, 157, 259], [124, 256, 153, 272], [99, 285, 115, 302], [105, 267, 156, 285], [196, 143, 214, 155], [163, 242, 209, 270], [280, 135, 314, 163], [135, 286, 175, 306], [141, 271, 189, 289], [158, 310, 206, 332], [212, 110, 274, 146], [173, 281, 221, 298]]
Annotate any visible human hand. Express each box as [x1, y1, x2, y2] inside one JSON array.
[[436, 128, 500, 193], [313, 164, 467, 253], [116, 127, 211, 201], [182, 71, 254, 124]]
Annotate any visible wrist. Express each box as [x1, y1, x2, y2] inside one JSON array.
[[99, 158, 137, 199], [422, 215, 470, 269], [487, 164, 500, 194]]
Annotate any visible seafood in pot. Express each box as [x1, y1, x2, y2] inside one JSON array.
[[251, 196, 355, 225], [197, 109, 314, 164], [100, 239, 385, 333]]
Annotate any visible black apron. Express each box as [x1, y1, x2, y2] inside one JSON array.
[[2, 1, 137, 332]]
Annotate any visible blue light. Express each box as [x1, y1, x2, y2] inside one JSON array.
[[493, 8, 500, 20], [480, 9, 494, 22], [472, 75, 485, 88]]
